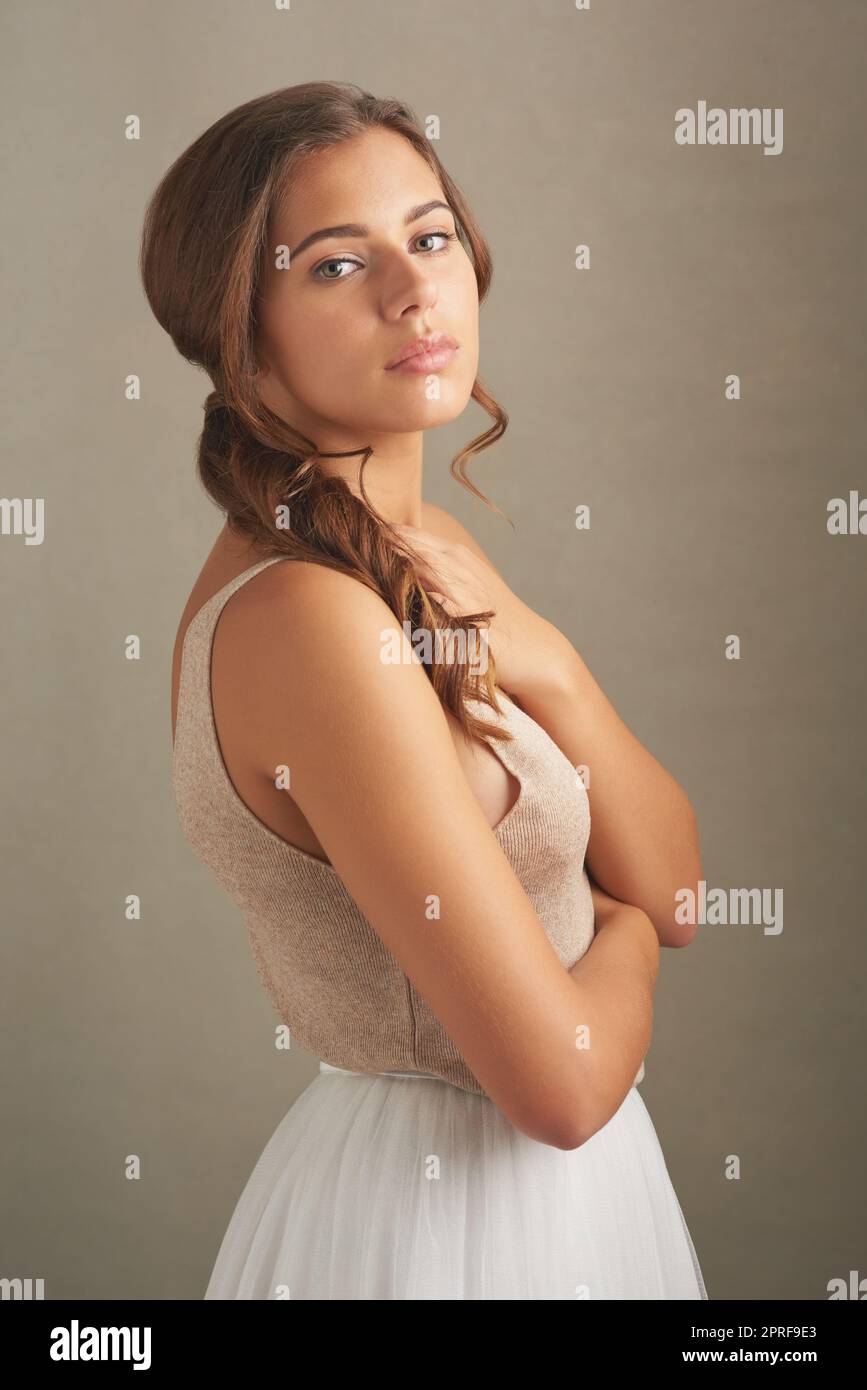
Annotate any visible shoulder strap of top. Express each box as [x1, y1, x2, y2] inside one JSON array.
[[185, 556, 287, 644], [175, 556, 289, 745]]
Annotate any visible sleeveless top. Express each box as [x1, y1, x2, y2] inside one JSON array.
[[172, 557, 645, 1096]]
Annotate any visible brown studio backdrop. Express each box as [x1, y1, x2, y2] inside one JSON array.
[[1, 0, 865, 1299]]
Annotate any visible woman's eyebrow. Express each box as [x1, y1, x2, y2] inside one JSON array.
[[287, 199, 455, 262]]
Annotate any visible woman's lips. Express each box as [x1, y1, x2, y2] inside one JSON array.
[[385, 344, 458, 373]]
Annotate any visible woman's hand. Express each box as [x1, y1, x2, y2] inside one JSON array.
[[391, 524, 578, 704], [588, 877, 632, 928], [588, 877, 659, 980]]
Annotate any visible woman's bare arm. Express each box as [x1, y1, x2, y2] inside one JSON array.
[[222, 560, 660, 1150], [415, 504, 702, 948], [566, 880, 659, 1139], [515, 666, 702, 948]]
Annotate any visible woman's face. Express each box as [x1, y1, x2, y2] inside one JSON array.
[[254, 127, 480, 445]]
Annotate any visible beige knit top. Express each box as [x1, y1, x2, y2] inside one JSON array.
[[172, 557, 645, 1096]]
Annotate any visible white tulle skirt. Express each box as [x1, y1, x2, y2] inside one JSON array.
[[204, 1061, 708, 1300]]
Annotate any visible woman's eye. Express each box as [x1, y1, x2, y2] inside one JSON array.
[[414, 230, 456, 254], [311, 229, 457, 281]]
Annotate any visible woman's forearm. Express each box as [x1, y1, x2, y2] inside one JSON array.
[[565, 896, 659, 1141], [511, 650, 702, 948]]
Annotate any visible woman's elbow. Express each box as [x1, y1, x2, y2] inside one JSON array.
[[665, 917, 699, 948], [663, 816, 703, 947]]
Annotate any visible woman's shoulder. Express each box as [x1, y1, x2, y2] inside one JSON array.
[[171, 508, 493, 742], [211, 553, 412, 714]]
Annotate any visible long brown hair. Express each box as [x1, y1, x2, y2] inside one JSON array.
[[139, 80, 513, 744]]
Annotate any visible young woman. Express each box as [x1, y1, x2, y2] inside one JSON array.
[[144, 80, 708, 1300]]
